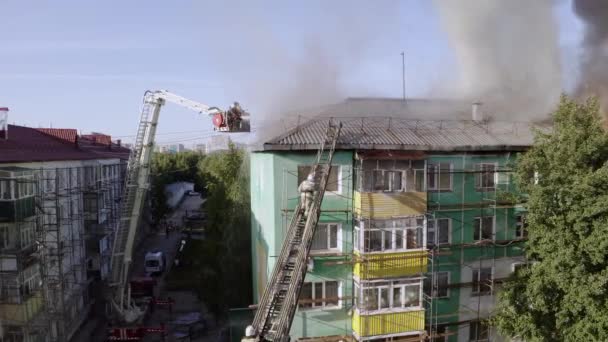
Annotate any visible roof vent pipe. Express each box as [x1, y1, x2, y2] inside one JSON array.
[[472, 102, 483, 121], [0, 107, 9, 140]]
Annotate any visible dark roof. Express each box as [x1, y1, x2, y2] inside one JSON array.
[[260, 98, 551, 152], [0, 125, 130, 163]]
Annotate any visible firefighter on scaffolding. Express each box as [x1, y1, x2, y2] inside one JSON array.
[[298, 172, 317, 217]]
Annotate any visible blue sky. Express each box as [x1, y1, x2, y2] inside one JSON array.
[[0, 1, 584, 145]]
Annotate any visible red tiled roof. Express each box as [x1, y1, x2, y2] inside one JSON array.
[[81, 133, 112, 146], [0, 125, 130, 163], [36, 128, 78, 144]]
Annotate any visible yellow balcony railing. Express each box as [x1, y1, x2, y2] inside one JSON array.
[[352, 309, 425, 338], [354, 251, 428, 279], [354, 191, 427, 219], [0, 293, 44, 323]]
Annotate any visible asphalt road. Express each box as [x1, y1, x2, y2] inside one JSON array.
[[131, 195, 205, 278]]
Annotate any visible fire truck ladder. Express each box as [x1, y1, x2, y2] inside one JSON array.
[[250, 120, 342, 342], [109, 93, 162, 321]]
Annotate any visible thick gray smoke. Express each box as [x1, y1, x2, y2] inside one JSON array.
[[573, 0, 608, 115], [196, 0, 401, 130], [433, 0, 562, 121]]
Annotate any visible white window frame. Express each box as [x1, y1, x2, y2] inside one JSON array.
[[358, 218, 425, 253], [473, 216, 495, 241], [475, 162, 498, 190], [471, 267, 493, 296], [427, 217, 451, 246], [427, 162, 453, 191], [297, 165, 343, 195], [310, 223, 342, 254], [298, 280, 342, 310], [356, 278, 423, 313]]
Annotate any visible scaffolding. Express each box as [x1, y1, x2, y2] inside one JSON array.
[[0, 167, 46, 342], [425, 154, 528, 342], [0, 162, 126, 342]]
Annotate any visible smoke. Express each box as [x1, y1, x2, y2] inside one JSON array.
[[195, 0, 401, 140], [573, 0, 608, 115], [433, 0, 562, 121]]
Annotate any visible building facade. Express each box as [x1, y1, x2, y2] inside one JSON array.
[[0, 124, 129, 342], [251, 109, 540, 342]]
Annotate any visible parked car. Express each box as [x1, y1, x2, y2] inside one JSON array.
[[144, 251, 166, 275]]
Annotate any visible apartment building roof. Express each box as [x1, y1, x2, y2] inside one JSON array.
[[0, 125, 130, 163], [260, 98, 550, 152]]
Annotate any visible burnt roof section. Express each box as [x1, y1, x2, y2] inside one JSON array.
[[258, 97, 551, 152], [0, 125, 130, 163]]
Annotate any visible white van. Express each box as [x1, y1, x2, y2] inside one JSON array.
[[144, 251, 166, 274]]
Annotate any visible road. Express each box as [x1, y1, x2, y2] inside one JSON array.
[[131, 195, 204, 278], [71, 194, 204, 342]]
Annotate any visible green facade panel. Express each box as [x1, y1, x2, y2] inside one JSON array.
[[250, 151, 354, 339]]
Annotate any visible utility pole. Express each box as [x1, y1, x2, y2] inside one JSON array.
[[401, 51, 406, 101]]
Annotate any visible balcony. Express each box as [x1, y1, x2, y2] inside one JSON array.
[[354, 251, 427, 279], [352, 309, 425, 339], [354, 191, 426, 218], [0, 167, 37, 222], [354, 158, 427, 219], [0, 293, 44, 324]]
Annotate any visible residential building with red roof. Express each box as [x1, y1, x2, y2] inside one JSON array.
[[0, 123, 130, 342]]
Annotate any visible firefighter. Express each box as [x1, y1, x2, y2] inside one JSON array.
[[298, 172, 317, 217]]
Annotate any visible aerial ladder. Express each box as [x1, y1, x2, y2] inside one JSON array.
[[244, 120, 342, 342], [108, 90, 250, 325]]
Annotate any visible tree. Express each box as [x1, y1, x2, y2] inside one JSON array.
[[493, 96, 608, 341], [194, 143, 252, 316], [149, 151, 205, 224]]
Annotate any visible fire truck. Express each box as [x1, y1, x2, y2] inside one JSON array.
[[107, 90, 249, 340]]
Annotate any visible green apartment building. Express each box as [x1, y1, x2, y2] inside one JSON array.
[[250, 98, 541, 342]]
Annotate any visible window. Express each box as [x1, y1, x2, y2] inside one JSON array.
[[515, 215, 527, 238], [297, 165, 340, 192], [298, 280, 341, 309], [469, 320, 489, 341], [311, 223, 340, 252], [427, 218, 450, 246], [83, 194, 98, 215], [357, 279, 421, 312], [357, 159, 423, 192], [360, 218, 424, 252], [20, 222, 33, 249], [472, 268, 492, 296], [424, 272, 449, 298], [0, 225, 10, 248], [0, 180, 12, 200], [475, 163, 496, 190], [428, 163, 452, 191], [473, 217, 494, 241]]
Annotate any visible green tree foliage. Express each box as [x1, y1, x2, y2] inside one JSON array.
[[194, 143, 252, 317], [493, 96, 608, 341], [150, 151, 205, 224]]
